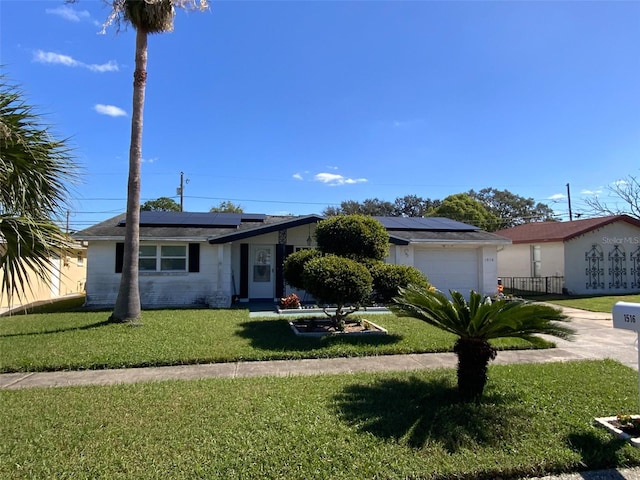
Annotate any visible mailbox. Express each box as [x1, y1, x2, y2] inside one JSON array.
[[611, 301, 640, 413], [612, 302, 640, 331]]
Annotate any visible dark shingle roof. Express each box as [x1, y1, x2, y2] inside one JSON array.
[[74, 213, 511, 245], [74, 212, 302, 241], [495, 215, 640, 244], [373, 216, 477, 231]]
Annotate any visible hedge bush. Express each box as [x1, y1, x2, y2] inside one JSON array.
[[369, 262, 430, 304], [282, 248, 322, 290], [302, 255, 373, 327], [314, 215, 389, 261]]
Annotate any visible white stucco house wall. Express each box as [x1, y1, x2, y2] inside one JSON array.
[[74, 212, 510, 309], [496, 215, 640, 295]]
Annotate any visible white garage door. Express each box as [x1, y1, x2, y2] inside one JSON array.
[[414, 248, 479, 296]]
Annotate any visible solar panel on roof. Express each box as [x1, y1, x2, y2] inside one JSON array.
[[373, 216, 478, 231], [118, 211, 253, 228], [240, 213, 267, 222]]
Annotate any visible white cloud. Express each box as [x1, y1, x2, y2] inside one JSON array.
[[292, 173, 304, 180], [580, 189, 602, 196], [45, 5, 91, 22], [87, 61, 119, 73], [142, 157, 158, 164], [547, 193, 566, 201], [34, 50, 80, 67], [314, 173, 368, 186], [94, 104, 127, 117], [34, 50, 119, 72], [613, 179, 628, 187]]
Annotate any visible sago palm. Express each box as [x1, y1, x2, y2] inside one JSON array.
[[391, 286, 574, 402], [0, 75, 77, 307], [96, 0, 208, 322]]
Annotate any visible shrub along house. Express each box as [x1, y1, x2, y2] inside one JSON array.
[[495, 215, 640, 295], [74, 211, 510, 309]]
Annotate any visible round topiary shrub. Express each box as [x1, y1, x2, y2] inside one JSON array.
[[369, 262, 430, 304], [283, 248, 322, 290], [314, 215, 389, 261], [302, 254, 373, 328]]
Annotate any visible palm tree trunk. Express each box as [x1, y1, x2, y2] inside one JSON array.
[[111, 29, 147, 322], [453, 337, 497, 403]]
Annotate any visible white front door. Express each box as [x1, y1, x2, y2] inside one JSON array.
[[249, 245, 275, 299]]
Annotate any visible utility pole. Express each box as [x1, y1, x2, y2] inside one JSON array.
[[177, 171, 189, 212], [566, 183, 573, 221]]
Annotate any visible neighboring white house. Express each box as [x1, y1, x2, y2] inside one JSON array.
[[495, 215, 640, 295], [74, 212, 511, 309]]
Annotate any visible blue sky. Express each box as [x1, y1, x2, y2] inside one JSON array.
[[2, 0, 639, 231]]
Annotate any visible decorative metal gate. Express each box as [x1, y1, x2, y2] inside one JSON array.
[[608, 245, 627, 289], [585, 244, 604, 290], [631, 246, 640, 289]]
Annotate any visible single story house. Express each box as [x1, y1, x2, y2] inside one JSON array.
[[495, 215, 640, 295], [74, 212, 511, 308]]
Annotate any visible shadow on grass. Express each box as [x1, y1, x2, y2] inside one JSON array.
[[0, 295, 86, 316], [235, 319, 402, 352], [333, 375, 523, 452], [567, 431, 634, 473], [0, 319, 114, 338]]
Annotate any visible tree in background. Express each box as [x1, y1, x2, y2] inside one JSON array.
[[0, 75, 78, 305], [584, 174, 640, 220], [96, 0, 208, 323], [391, 286, 573, 402], [431, 194, 499, 231], [210, 201, 244, 213], [322, 198, 394, 216], [140, 196, 180, 212], [468, 188, 556, 230], [393, 194, 441, 217]]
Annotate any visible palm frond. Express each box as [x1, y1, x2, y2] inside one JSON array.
[[392, 285, 575, 341], [0, 75, 79, 218], [0, 215, 72, 304], [0, 73, 78, 305], [102, 0, 209, 34]]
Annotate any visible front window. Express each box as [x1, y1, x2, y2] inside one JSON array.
[[161, 245, 187, 271], [531, 245, 541, 277], [139, 245, 187, 272], [139, 245, 157, 271]]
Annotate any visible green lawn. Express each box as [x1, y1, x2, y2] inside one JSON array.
[[0, 309, 552, 373], [541, 294, 640, 313], [2, 360, 639, 479]]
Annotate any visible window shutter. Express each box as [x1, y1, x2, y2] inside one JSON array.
[[240, 243, 249, 298], [188, 243, 200, 273], [115, 242, 124, 273]]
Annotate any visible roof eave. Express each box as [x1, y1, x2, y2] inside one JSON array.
[[408, 239, 512, 245], [74, 235, 209, 242], [208, 215, 324, 244]]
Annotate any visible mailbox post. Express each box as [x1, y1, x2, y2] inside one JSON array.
[[612, 302, 640, 410]]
